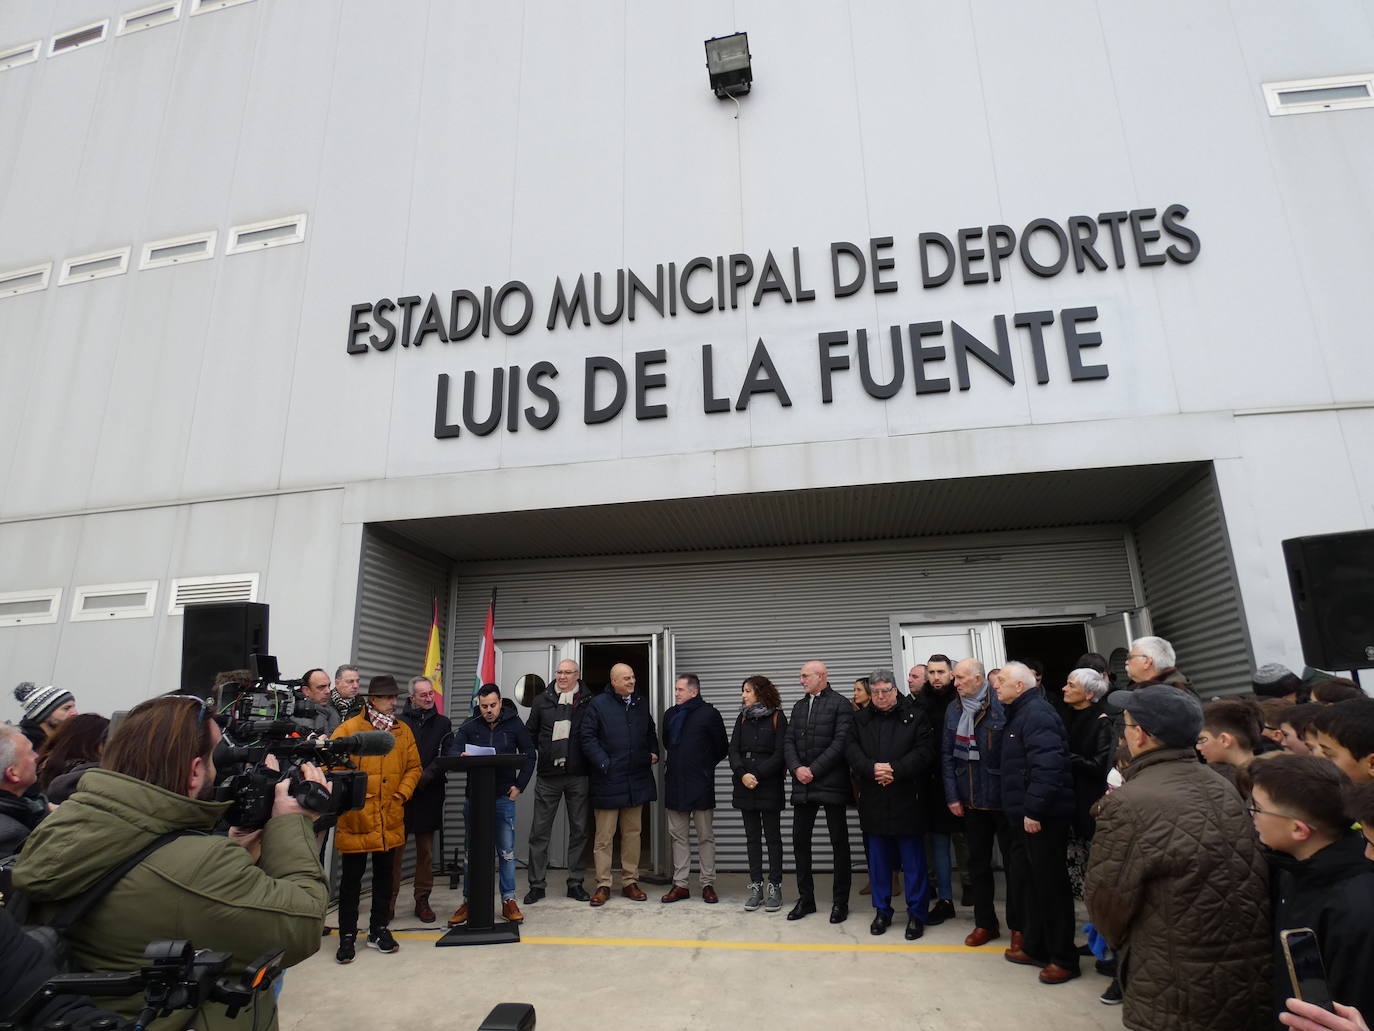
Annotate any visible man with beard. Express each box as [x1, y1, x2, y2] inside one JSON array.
[[919, 654, 969, 921]]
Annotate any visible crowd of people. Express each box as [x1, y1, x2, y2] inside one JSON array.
[[4, 642, 1374, 1031]]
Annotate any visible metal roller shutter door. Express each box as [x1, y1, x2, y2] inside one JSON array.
[[1133, 469, 1252, 699], [446, 529, 1137, 872]]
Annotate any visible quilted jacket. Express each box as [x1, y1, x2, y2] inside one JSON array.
[[784, 685, 854, 806], [332, 711, 422, 853], [1085, 746, 1271, 1031]]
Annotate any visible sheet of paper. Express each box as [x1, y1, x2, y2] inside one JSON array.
[[464, 745, 496, 756]]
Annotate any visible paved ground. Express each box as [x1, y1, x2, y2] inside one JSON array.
[[281, 874, 1124, 1031]]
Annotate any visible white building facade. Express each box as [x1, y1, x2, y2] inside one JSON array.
[[3, 0, 1372, 867]]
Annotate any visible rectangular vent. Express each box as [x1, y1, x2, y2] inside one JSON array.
[[140, 230, 217, 270], [59, 247, 131, 286], [0, 40, 41, 71], [49, 20, 110, 56], [1265, 73, 1374, 116], [168, 573, 259, 615], [0, 263, 52, 298], [118, 2, 182, 36], [0, 588, 62, 627], [70, 581, 157, 622], [190, 0, 257, 15], [226, 214, 307, 255]]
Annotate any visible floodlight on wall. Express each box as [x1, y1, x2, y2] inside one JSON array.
[[705, 32, 752, 99]]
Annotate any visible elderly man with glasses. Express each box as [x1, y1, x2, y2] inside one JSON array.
[[1086, 685, 1270, 1031], [845, 668, 935, 939]]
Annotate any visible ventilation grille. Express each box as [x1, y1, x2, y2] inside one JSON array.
[[0, 263, 52, 298], [226, 214, 306, 254], [0, 589, 62, 627], [59, 248, 131, 285], [70, 581, 157, 621], [118, 2, 182, 36], [190, 0, 257, 16], [1264, 73, 1374, 116], [140, 230, 216, 270], [168, 573, 259, 614], [50, 20, 109, 56], [0, 40, 41, 71]]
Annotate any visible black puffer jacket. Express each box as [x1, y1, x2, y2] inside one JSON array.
[[580, 691, 658, 809], [400, 702, 452, 833], [1269, 831, 1374, 1022], [729, 708, 788, 811], [784, 685, 853, 806], [525, 681, 590, 777], [447, 699, 535, 799], [0, 791, 47, 858], [917, 686, 963, 833], [1000, 689, 1074, 823], [845, 695, 934, 836]]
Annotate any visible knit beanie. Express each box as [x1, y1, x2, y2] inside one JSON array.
[[13, 681, 74, 725], [1252, 663, 1301, 699]]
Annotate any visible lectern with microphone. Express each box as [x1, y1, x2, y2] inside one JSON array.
[[434, 753, 529, 947]]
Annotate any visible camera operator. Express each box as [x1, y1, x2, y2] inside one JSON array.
[[12, 695, 329, 1031], [291, 668, 340, 738]]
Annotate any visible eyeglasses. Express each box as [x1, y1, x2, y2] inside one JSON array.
[[871, 687, 897, 696], [167, 694, 212, 725], [1247, 802, 1302, 821]]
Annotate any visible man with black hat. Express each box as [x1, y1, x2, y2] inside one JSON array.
[[11, 681, 78, 750], [1085, 686, 1270, 1031], [330, 673, 421, 964]]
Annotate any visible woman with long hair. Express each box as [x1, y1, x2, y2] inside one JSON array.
[[37, 713, 110, 804], [729, 675, 788, 913]]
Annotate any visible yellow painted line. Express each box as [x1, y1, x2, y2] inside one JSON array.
[[386, 929, 1005, 955]]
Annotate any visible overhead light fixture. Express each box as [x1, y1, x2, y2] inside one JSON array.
[[704, 32, 752, 99]]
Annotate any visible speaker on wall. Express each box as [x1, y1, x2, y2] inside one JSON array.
[[1282, 530, 1374, 670], [181, 602, 270, 695]]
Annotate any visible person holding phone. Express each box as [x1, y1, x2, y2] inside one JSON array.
[[1248, 755, 1374, 1023]]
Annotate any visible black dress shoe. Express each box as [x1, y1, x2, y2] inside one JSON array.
[[870, 912, 892, 935], [786, 897, 817, 921], [829, 903, 848, 924], [926, 898, 955, 925], [523, 887, 545, 905], [566, 883, 590, 902], [905, 917, 924, 940]]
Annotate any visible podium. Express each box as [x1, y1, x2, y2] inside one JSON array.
[[434, 754, 528, 947]]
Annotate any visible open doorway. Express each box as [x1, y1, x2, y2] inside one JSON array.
[[1002, 621, 1090, 711], [580, 641, 652, 701]]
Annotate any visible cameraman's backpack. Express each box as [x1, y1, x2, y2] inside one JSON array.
[[0, 831, 196, 972]]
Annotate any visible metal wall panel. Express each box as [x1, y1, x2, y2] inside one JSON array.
[[345, 528, 453, 904], [441, 529, 1137, 873], [1133, 470, 1253, 699]]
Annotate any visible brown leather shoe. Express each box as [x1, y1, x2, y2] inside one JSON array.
[[660, 885, 690, 903], [964, 926, 1001, 948], [414, 895, 436, 923], [446, 903, 468, 927], [1010, 930, 1025, 951], [501, 898, 524, 923], [1004, 947, 1048, 968], [622, 883, 648, 901], [590, 886, 611, 907], [1038, 964, 1081, 984], [702, 885, 719, 904]]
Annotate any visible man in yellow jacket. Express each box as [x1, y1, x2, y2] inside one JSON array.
[[331, 674, 421, 963]]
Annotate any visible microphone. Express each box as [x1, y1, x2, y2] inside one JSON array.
[[322, 730, 396, 756]]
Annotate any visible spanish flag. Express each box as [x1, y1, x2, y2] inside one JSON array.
[[423, 598, 444, 714]]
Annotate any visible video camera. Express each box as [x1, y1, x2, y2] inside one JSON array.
[[3, 939, 282, 1031], [212, 654, 390, 830]]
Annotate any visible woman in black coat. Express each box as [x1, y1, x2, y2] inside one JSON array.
[[730, 675, 788, 913], [1059, 667, 1112, 899]]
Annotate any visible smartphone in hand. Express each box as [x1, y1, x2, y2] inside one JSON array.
[[1281, 927, 1336, 1014]]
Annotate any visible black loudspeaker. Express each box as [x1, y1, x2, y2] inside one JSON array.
[[181, 602, 269, 695], [1283, 530, 1374, 670]]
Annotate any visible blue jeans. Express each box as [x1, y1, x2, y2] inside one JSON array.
[[464, 796, 517, 901], [867, 833, 929, 920], [927, 831, 954, 900]]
